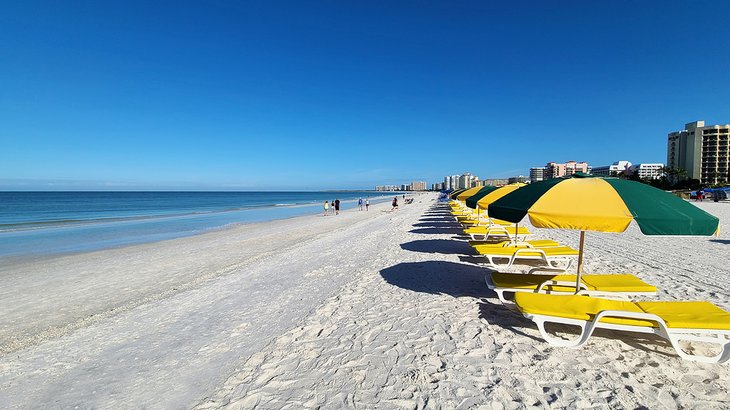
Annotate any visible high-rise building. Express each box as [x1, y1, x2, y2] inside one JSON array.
[[431, 183, 444, 191], [629, 163, 665, 180], [458, 173, 478, 189], [668, 120, 730, 184], [545, 161, 589, 179], [481, 178, 509, 186], [529, 167, 545, 183], [592, 160, 632, 177], [411, 181, 426, 191], [449, 175, 460, 190]]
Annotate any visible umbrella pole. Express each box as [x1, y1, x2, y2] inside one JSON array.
[[575, 230, 585, 294]]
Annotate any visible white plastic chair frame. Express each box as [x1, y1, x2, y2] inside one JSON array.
[[485, 275, 656, 303], [479, 247, 577, 270], [524, 310, 730, 364]]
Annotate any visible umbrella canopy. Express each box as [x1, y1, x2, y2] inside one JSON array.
[[449, 189, 467, 200], [474, 183, 526, 210], [488, 175, 719, 290], [465, 186, 498, 209], [489, 176, 719, 236], [456, 186, 484, 202]]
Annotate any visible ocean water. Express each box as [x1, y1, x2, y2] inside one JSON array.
[[0, 191, 397, 261]]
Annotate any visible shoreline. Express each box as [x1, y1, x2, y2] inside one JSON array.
[[0, 194, 425, 355], [0, 193, 401, 265]]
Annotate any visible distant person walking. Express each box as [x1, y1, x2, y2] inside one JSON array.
[[323, 200, 329, 216], [331, 199, 336, 215], [698, 189, 704, 201], [358, 197, 363, 211], [391, 196, 398, 211], [365, 198, 370, 211], [334, 199, 341, 215]]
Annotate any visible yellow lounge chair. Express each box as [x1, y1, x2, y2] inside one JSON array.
[[476, 245, 579, 269], [459, 217, 511, 225], [486, 272, 657, 303], [464, 225, 531, 241], [470, 239, 560, 251], [513, 293, 730, 363]]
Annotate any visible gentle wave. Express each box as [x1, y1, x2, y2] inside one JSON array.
[[0, 201, 319, 232]]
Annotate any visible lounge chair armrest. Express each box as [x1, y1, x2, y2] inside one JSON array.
[[593, 310, 666, 327], [512, 248, 547, 257], [527, 266, 567, 275], [536, 280, 588, 293]]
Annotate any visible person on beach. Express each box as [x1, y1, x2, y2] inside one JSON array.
[[335, 199, 340, 215], [358, 197, 363, 211], [323, 200, 329, 216], [391, 196, 398, 211], [331, 199, 336, 215], [365, 198, 369, 211]]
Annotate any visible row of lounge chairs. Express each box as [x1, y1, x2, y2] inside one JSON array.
[[446, 200, 730, 363]]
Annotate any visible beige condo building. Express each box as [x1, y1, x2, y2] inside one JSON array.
[[545, 161, 589, 179], [667, 120, 730, 184]]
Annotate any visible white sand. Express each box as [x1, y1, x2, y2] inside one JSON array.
[[1, 194, 729, 408]]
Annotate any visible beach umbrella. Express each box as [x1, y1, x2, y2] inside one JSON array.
[[488, 174, 719, 291], [456, 186, 485, 202], [449, 189, 467, 200], [465, 186, 498, 209], [474, 183, 526, 210]]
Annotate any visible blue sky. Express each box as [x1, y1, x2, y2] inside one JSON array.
[[2, 1, 729, 190]]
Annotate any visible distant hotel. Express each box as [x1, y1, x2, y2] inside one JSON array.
[[529, 167, 545, 183], [668, 120, 730, 184], [529, 161, 590, 182], [481, 178, 509, 186], [410, 181, 427, 191], [443, 173, 478, 190], [545, 161, 590, 179], [592, 160, 631, 177], [592, 160, 663, 179], [630, 163, 664, 179], [375, 181, 427, 191]]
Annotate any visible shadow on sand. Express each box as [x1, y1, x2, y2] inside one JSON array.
[[401, 239, 476, 255], [412, 222, 458, 228], [419, 217, 452, 223], [380, 262, 673, 354], [379, 261, 542, 341], [710, 239, 730, 245], [409, 227, 465, 235], [380, 260, 493, 298]]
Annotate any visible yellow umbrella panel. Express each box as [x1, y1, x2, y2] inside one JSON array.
[[456, 186, 484, 202]]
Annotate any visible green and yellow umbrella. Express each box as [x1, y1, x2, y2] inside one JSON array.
[[465, 185, 498, 209], [449, 188, 467, 200], [456, 186, 484, 202], [474, 183, 526, 210], [488, 175, 719, 290]]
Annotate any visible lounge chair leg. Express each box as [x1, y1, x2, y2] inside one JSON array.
[[665, 333, 730, 364], [533, 317, 594, 348]]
